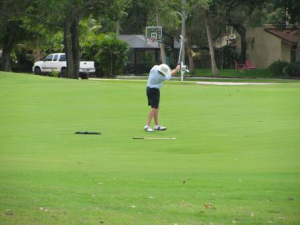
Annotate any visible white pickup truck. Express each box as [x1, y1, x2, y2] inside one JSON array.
[[32, 53, 95, 78]]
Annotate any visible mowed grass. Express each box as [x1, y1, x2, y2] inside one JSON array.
[[0, 72, 300, 225]]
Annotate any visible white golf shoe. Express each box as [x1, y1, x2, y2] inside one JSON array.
[[154, 125, 167, 131], [144, 125, 154, 132]]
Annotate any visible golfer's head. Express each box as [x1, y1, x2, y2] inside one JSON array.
[[157, 64, 171, 76]]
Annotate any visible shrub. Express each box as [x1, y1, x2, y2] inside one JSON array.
[[97, 33, 129, 77], [81, 33, 129, 77], [50, 69, 59, 77], [268, 60, 289, 77], [283, 61, 300, 77], [222, 46, 240, 69]]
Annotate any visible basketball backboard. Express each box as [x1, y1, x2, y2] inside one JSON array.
[[146, 26, 162, 43]]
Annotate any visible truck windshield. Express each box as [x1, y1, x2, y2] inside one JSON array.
[[44, 55, 53, 61]]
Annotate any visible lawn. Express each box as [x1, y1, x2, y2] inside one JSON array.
[[0, 72, 300, 225]]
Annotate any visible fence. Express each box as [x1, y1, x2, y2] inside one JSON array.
[[124, 48, 237, 75], [193, 52, 236, 70]]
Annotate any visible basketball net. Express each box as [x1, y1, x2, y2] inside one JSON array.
[[146, 37, 157, 44], [151, 37, 157, 42]]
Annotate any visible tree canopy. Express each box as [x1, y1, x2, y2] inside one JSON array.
[[0, 0, 299, 76]]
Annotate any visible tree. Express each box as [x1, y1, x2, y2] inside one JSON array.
[[0, 19, 29, 71], [186, 2, 205, 75], [270, 0, 300, 28], [110, 0, 131, 34], [204, 10, 219, 76], [147, 0, 181, 64], [188, 0, 221, 75], [1, 0, 116, 78], [56, 0, 114, 79], [211, 0, 268, 64], [154, 1, 167, 64], [0, 0, 32, 71], [120, 0, 152, 34], [271, 0, 300, 61]]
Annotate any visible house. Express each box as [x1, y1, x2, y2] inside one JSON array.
[[118, 35, 179, 74], [236, 26, 299, 68], [118, 35, 161, 74]]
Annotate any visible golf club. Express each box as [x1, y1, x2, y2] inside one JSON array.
[[177, 35, 183, 65], [75, 131, 101, 135], [133, 137, 176, 140]]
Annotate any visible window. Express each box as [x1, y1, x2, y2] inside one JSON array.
[[53, 55, 58, 61], [44, 54, 53, 61], [59, 54, 66, 61]]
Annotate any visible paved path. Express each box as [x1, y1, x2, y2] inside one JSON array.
[[195, 81, 278, 85], [91, 77, 278, 85]]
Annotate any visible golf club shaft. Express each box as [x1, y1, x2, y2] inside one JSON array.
[[133, 137, 176, 140], [177, 35, 183, 65]]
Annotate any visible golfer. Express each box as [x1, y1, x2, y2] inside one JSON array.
[[144, 64, 180, 132]]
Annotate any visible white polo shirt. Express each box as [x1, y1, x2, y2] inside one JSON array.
[[147, 65, 171, 89]]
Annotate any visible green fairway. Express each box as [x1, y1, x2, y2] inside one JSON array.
[[0, 72, 300, 225]]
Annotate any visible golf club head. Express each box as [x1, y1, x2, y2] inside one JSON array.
[[181, 64, 189, 73]]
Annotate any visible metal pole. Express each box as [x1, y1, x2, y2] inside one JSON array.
[[181, 0, 186, 82]]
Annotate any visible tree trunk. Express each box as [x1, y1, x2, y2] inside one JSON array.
[[158, 42, 166, 64], [186, 34, 195, 75], [1, 35, 13, 71], [116, 19, 120, 35], [64, 22, 74, 79], [233, 24, 247, 64], [63, 17, 80, 79], [34, 35, 43, 62], [71, 18, 80, 79], [205, 12, 218, 76], [155, 4, 166, 64], [2, 46, 12, 71]]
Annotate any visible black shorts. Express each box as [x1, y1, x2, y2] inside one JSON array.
[[146, 87, 160, 108]]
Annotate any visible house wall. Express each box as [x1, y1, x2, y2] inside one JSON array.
[[281, 42, 291, 62], [236, 27, 291, 68]]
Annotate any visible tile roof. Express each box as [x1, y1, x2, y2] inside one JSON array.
[[265, 28, 299, 44]]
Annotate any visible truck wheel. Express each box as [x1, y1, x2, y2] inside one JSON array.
[[60, 68, 67, 77], [80, 73, 89, 79], [34, 67, 42, 75]]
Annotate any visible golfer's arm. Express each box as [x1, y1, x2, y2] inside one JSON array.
[[171, 65, 181, 75]]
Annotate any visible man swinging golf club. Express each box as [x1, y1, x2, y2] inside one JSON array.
[[144, 64, 180, 132]]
